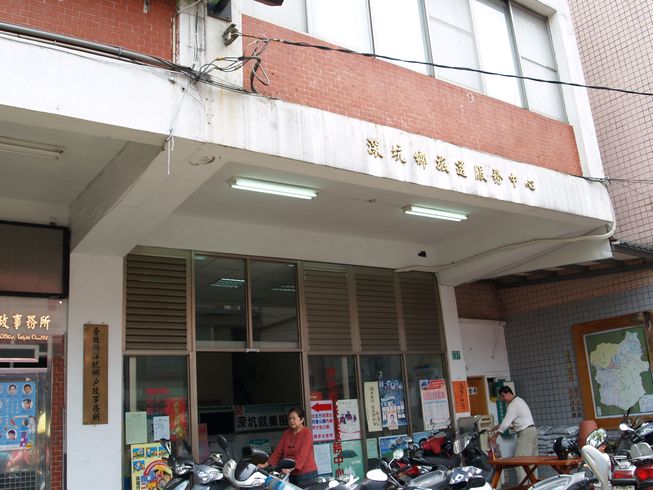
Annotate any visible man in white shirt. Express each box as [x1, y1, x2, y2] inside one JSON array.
[[491, 386, 537, 482]]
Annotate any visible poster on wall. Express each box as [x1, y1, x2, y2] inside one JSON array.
[[311, 400, 335, 442], [584, 325, 653, 417], [0, 380, 36, 451], [366, 438, 379, 459], [452, 381, 470, 413], [143, 388, 189, 439], [378, 434, 408, 459], [419, 379, 450, 430], [130, 442, 173, 490], [363, 382, 382, 432], [379, 379, 407, 429], [336, 399, 360, 440], [315, 443, 333, 477], [339, 440, 364, 478]]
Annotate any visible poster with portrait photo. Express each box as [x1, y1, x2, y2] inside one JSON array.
[[378, 379, 407, 429], [0, 380, 37, 451]]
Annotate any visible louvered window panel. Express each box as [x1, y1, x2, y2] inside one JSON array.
[[303, 263, 352, 351], [356, 268, 399, 351], [399, 271, 443, 351], [125, 254, 187, 351]]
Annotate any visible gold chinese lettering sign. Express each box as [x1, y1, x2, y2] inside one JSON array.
[[0, 311, 51, 342], [365, 138, 536, 191], [83, 324, 108, 425]]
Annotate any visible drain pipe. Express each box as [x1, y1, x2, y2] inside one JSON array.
[[0, 20, 189, 72]]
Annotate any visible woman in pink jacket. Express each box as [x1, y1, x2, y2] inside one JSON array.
[[264, 408, 318, 488]]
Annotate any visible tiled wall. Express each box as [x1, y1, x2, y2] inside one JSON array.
[[504, 283, 653, 427], [456, 267, 653, 426], [568, 0, 653, 244]]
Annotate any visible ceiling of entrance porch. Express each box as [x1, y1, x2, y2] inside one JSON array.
[[0, 117, 612, 284]]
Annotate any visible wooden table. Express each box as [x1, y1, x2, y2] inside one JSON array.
[[489, 456, 583, 489]]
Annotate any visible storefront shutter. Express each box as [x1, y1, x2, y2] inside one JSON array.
[[125, 254, 188, 351], [355, 267, 400, 351], [303, 263, 352, 351], [398, 271, 443, 351]]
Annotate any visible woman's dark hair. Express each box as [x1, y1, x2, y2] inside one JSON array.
[[289, 407, 306, 420]]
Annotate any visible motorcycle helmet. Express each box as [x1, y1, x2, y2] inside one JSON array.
[[553, 437, 580, 460]]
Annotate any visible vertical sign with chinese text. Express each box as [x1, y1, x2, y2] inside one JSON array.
[[83, 324, 108, 424], [452, 380, 470, 413]]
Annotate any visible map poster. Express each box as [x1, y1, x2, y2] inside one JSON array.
[[419, 379, 450, 430], [584, 325, 653, 418], [379, 379, 407, 429]]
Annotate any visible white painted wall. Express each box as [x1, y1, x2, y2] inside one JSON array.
[[459, 319, 510, 426], [66, 254, 124, 490], [438, 286, 471, 424]]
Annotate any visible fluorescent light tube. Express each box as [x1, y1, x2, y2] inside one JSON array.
[[403, 205, 467, 222], [0, 137, 63, 160], [229, 177, 318, 200]]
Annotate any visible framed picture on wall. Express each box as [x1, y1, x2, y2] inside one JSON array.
[[573, 312, 653, 429]]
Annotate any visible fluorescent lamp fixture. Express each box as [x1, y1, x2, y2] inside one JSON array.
[[0, 136, 63, 160], [209, 278, 245, 288], [403, 205, 467, 222], [229, 177, 318, 200]]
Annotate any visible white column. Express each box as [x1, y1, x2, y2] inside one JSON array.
[[438, 285, 471, 423], [66, 253, 124, 489]]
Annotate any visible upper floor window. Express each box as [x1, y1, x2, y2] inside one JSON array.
[[241, 0, 565, 121]]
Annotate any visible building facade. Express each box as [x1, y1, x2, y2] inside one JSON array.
[[456, 0, 653, 450], [0, 1, 612, 488]]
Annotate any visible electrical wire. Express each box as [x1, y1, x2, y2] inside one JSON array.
[[235, 30, 653, 98], [584, 176, 653, 185]]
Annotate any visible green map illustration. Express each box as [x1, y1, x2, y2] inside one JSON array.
[[585, 326, 653, 417]]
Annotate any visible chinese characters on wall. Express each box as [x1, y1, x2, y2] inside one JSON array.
[[83, 324, 108, 424], [0, 311, 50, 342], [366, 138, 536, 192]]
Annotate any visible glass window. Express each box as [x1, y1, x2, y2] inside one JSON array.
[[471, 0, 524, 107], [360, 355, 406, 464], [426, 0, 482, 90], [307, 0, 372, 52], [241, 0, 307, 32], [196, 352, 301, 460], [512, 5, 565, 120], [194, 255, 246, 348], [123, 356, 190, 481], [308, 356, 362, 478], [251, 261, 299, 348], [370, 0, 429, 74], [405, 354, 447, 434]]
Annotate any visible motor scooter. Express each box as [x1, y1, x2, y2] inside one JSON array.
[[352, 429, 493, 490], [529, 428, 609, 490]]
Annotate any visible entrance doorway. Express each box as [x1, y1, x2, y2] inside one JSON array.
[[466, 376, 488, 416]]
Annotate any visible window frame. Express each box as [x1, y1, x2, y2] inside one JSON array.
[[241, 0, 566, 120]]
